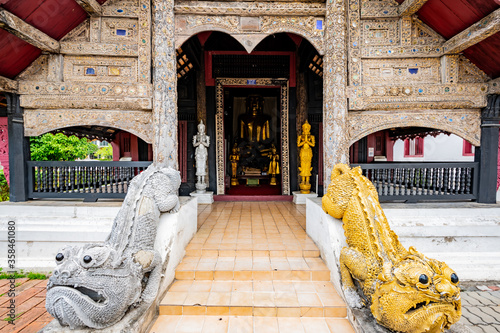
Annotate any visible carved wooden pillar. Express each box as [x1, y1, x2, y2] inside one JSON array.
[[477, 95, 500, 203], [197, 51, 206, 124], [6, 94, 30, 202], [152, 0, 178, 169], [296, 72, 307, 138], [0, 116, 9, 186], [323, 0, 349, 188]]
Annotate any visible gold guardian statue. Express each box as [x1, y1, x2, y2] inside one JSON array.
[[322, 164, 461, 333], [297, 121, 315, 193]]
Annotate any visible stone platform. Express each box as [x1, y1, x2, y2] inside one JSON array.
[[293, 191, 318, 204], [190, 191, 214, 204]]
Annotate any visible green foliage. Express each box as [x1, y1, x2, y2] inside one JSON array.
[[30, 133, 98, 161], [26, 272, 47, 280], [95, 145, 113, 160], [0, 170, 9, 202], [2, 312, 23, 321], [0, 268, 47, 280]]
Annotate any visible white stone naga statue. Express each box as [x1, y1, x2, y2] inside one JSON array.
[[45, 166, 181, 330], [193, 120, 210, 193]]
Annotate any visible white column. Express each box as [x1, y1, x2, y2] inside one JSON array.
[[323, 0, 349, 188], [152, 0, 178, 168]]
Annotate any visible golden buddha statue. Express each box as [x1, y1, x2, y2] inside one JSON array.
[[262, 144, 280, 186], [238, 95, 271, 143], [229, 144, 240, 186], [297, 121, 315, 194]]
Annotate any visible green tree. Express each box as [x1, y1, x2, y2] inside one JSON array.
[[0, 170, 9, 202], [95, 146, 113, 160], [30, 133, 98, 161]]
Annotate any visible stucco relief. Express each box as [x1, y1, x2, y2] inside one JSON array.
[[360, 0, 399, 18], [16, 55, 49, 81], [348, 110, 481, 147], [323, 0, 349, 189], [362, 58, 440, 85], [152, 0, 178, 168], [24, 109, 153, 143], [348, 83, 488, 110], [63, 56, 138, 83], [175, 14, 325, 54], [102, 0, 140, 17], [18, 81, 152, 110]]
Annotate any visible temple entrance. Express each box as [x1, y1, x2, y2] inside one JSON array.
[[177, 31, 323, 197], [224, 87, 282, 196]]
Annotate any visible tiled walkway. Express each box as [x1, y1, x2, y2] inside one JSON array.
[[0, 279, 52, 333], [4, 201, 498, 332], [150, 202, 354, 333]]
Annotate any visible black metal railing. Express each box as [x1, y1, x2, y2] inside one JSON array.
[[353, 162, 479, 202], [27, 161, 152, 201]]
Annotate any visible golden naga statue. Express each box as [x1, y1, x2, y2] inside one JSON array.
[[229, 144, 240, 186], [322, 164, 461, 333], [297, 121, 315, 193]]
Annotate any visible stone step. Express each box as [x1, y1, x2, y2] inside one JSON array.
[[185, 249, 321, 258], [175, 269, 331, 281], [176, 257, 328, 273], [149, 315, 355, 333], [159, 281, 347, 318]]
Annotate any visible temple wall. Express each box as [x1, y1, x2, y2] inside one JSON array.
[[15, 0, 154, 141], [345, 0, 489, 149], [11, 0, 497, 177]]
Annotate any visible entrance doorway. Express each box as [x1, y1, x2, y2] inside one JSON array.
[[215, 78, 290, 195], [177, 32, 323, 197], [224, 87, 282, 195]]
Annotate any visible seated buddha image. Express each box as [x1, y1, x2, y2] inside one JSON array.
[[238, 95, 272, 144]]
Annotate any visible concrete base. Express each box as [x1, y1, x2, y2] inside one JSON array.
[[0, 197, 196, 271], [40, 197, 198, 333], [190, 191, 214, 204], [292, 191, 317, 204]]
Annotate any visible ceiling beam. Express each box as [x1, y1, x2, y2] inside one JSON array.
[[0, 75, 18, 93], [0, 8, 59, 53], [399, 0, 430, 16], [443, 8, 500, 54], [74, 0, 102, 17]]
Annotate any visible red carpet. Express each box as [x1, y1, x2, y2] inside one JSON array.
[[214, 195, 293, 202], [226, 184, 281, 196]]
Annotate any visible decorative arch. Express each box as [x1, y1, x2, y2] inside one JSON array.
[[348, 110, 481, 147], [175, 15, 324, 54], [24, 110, 153, 143]]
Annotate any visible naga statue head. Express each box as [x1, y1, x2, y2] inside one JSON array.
[[45, 166, 181, 330], [322, 164, 378, 219], [46, 244, 144, 329], [322, 164, 461, 333], [372, 247, 461, 333]]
